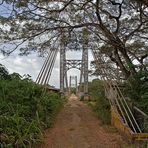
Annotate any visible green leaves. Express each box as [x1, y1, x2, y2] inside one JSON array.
[[0, 78, 65, 147], [15, 1, 28, 8], [82, 28, 90, 39], [124, 70, 148, 114], [0, 64, 9, 80], [88, 79, 111, 124]]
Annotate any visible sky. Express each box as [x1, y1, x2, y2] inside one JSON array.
[[0, 3, 96, 88], [0, 49, 95, 88]]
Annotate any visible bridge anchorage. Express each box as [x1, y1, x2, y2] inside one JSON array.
[[35, 46, 89, 98]]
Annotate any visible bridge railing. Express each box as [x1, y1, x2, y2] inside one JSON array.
[[91, 48, 148, 140]]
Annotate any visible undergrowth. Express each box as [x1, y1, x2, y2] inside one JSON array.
[[124, 70, 148, 115], [0, 78, 65, 147], [88, 79, 111, 124]]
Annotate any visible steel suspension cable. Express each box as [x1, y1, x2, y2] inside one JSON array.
[[98, 53, 141, 133], [92, 48, 141, 133], [44, 49, 58, 85], [91, 49, 129, 126], [94, 50, 138, 132], [36, 50, 52, 83], [113, 82, 142, 133], [39, 50, 55, 85], [42, 50, 56, 85], [104, 64, 138, 133]]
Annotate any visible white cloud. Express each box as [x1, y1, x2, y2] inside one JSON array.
[[0, 50, 95, 88], [0, 52, 44, 81]]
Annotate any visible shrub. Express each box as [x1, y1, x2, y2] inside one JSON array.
[[124, 70, 148, 114], [0, 63, 10, 80], [0, 78, 65, 147], [88, 79, 111, 124]]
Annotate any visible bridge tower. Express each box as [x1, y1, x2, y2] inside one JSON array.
[[35, 36, 88, 97], [60, 47, 88, 97]]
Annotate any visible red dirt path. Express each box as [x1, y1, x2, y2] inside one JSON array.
[[40, 94, 125, 148]]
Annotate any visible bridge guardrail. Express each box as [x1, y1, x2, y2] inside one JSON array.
[[111, 107, 148, 141]]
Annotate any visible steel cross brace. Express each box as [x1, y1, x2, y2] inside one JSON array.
[[60, 48, 88, 96]]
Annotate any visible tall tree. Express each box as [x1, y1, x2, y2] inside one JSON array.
[[133, 0, 148, 6], [0, 63, 9, 79], [0, 0, 147, 79]]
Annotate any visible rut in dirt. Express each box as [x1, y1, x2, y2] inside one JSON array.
[[40, 94, 124, 148]]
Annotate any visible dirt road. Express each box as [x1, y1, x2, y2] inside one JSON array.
[[40, 94, 125, 148]]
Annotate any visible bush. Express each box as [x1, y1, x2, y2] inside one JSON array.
[[0, 63, 9, 80], [0, 78, 65, 147], [80, 96, 84, 101], [124, 70, 148, 114], [88, 79, 111, 124]]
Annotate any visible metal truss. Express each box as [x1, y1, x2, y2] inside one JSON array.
[[66, 60, 82, 71], [60, 47, 88, 96], [36, 43, 88, 96]]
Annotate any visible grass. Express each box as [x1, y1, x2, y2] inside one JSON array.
[[0, 79, 66, 147], [116, 140, 148, 148], [87, 79, 111, 124], [102, 125, 118, 133]]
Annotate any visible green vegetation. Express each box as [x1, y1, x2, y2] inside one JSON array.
[[70, 87, 76, 94], [88, 79, 111, 124], [80, 96, 84, 101], [124, 70, 148, 115], [0, 64, 65, 147], [0, 64, 9, 80], [88, 75, 148, 126]]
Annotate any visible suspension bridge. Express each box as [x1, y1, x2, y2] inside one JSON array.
[[36, 46, 88, 97], [35, 44, 148, 144]]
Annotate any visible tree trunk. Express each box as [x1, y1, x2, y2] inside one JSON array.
[[114, 48, 130, 79], [109, 35, 137, 77], [119, 47, 137, 76]]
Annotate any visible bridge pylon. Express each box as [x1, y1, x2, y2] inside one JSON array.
[[60, 47, 88, 97]]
